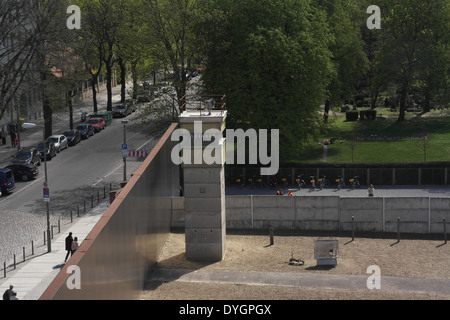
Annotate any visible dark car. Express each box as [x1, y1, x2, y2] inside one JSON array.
[[37, 142, 57, 160], [64, 129, 81, 146], [112, 104, 131, 118], [6, 163, 39, 181], [0, 168, 15, 194], [125, 99, 136, 113], [11, 147, 41, 166], [76, 124, 95, 139], [137, 90, 151, 103]]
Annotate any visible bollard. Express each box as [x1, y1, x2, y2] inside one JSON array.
[[91, 195, 94, 208], [58, 219, 61, 233], [352, 216, 355, 241], [97, 190, 100, 204], [77, 204, 80, 217], [269, 226, 274, 246], [397, 217, 400, 242], [444, 218, 447, 244], [23, 247, 25, 262], [44, 231, 46, 245], [70, 210, 73, 223], [3, 262, 6, 277], [32, 240, 34, 255], [13, 254, 16, 269]]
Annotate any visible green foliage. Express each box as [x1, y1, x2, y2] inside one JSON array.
[[200, 0, 335, 160]]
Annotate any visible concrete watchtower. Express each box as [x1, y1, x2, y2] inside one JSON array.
[[178, 96, 227, 261]]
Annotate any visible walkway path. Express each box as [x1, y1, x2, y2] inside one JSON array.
[[151, 267, 450, 296]]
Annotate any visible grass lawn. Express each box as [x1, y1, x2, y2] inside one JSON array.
[[295, 114, 450, 164]]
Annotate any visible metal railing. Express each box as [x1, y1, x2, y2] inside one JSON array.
[[179, 94, 226, 115]]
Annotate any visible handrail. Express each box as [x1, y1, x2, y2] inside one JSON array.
[[179, 94, 226, 115]]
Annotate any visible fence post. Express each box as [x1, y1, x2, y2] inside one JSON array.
[[444, 218, 447, 244], [352, 216, 355, 241]]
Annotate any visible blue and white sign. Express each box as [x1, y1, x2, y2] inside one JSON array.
[[43, 187, 50, 202]]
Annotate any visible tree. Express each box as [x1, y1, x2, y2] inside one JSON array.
[[376, 0, 449, 122], [142, 0, 206, 107], [199, 0, 334, 160], [0, 0, 40, 121], [315, 0, 369, 120]]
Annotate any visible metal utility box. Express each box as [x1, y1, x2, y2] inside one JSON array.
[[314, 237, 338, 266]]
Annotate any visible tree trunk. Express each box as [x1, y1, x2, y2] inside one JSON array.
[[40, 71, 52, 139], [106, 61, 113, 111], [131, 60, 138, 100], [91, 73, 98, 113], [323, 99, 330, 122], [119, 57, 126, 103], [397, 82, 408, 122], [67, 90, 73, 129]]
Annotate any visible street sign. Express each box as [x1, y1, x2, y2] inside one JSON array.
[[43, 187, 50, 202], [122, 144, 127, 150]]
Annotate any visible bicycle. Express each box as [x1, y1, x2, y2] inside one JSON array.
[[349, 176, 360, 190]]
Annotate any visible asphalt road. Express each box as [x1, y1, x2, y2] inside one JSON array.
[[0, 87, 158, 266]]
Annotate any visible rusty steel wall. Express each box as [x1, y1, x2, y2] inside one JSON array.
[[40, 124, 179, 300]]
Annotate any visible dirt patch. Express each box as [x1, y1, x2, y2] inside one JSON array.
[[141, 229, 450, 300]]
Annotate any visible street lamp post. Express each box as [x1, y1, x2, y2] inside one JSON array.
[[121, 119, 128, 182]]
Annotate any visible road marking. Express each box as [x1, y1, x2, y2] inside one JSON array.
[[0, 175, 45, 203]]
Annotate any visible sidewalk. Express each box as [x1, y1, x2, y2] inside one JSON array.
[[0, 200, 108, 300]]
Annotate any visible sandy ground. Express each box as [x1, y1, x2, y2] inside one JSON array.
[[141, 229, 450, 300]]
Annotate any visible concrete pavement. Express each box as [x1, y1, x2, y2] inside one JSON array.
[[151, 267, 450, 296], [0, 200, 107, 300]]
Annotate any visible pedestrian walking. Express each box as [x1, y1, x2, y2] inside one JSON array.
[[2, 285, 14, 300], [10, 131, 16, 148], [368, 184, 375, 197], [65, 232, 73, 262], [71, 236, 79, 255]]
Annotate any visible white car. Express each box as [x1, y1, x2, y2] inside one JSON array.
[[45, 135, 69, 153]]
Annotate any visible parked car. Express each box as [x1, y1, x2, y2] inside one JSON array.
[[137, 90, 151, 103], [88, 117, 106, 132], [125, 99, 136, 113], [6, 163, 39, 181], [112, 104, 131, 118], [11, 147, 41, 166], [37, 141, 57, 160], [45, 135, 68, 153], [76, 124, 95, 139], [0, 168, 15, 194], [64, 129, 81, 146]]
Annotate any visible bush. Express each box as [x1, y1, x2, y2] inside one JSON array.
[[365, 110, 377, 120], [346, 110, 359, 121]]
